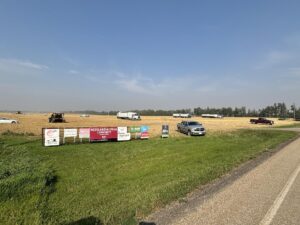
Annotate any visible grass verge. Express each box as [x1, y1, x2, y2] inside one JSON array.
[[0, 130, 297, 225]]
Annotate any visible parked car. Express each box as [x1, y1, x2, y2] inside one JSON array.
[[49, 113, 65, 123], [250, 117, 274, 125], [0, 117, 19, 124], [177, 121, 206, 136]]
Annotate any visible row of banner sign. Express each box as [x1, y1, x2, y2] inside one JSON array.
[[43, 126, 149, 147]]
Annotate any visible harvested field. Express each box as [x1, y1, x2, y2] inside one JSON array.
[[0, 113, 297, 137]]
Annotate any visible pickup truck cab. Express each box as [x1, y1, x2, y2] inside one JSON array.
[[250, 117, 274, 125], [177, 121, 206, 136]]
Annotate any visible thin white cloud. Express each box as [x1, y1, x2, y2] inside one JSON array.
[[114, 72, 223, 96], [116, 76, 160, 95], [18, 61, 48, 70], [0, 58, 49, 72]]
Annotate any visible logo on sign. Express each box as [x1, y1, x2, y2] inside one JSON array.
[[44, 129, 60, 146]]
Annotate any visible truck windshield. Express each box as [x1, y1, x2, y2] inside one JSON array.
[[188, 122, 200, 125]]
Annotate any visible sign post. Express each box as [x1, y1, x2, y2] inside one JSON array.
[[161, 124, 169, 138]]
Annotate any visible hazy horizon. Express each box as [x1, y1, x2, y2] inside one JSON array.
[[1, 1, 300, 111]]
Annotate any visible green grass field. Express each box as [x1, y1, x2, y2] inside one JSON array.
[[0, 130, 297, 225]]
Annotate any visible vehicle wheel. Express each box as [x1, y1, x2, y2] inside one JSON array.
[[11, 121, 16, 124], [187, 130, 191, 136]]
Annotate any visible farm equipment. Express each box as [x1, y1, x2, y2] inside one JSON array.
[[49, 113, 65, 123]]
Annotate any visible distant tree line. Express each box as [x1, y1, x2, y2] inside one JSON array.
[[194, 103, 299, 118], [66, 102, 300, 118]]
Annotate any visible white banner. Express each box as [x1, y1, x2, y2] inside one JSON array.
[[64, 129, 77, 138], [118, 127, 128, 134], [44, 129, 60, 146], [118, 133, 131, 141], [79, 128, 90, 139]]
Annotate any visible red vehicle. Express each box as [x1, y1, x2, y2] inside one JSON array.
[[250, 117, 274, 125]]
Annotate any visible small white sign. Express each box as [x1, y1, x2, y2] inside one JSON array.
[[118, 127, 128, 134], [118, 133, 131, 141], [79, 128, 90, 139], [64, 129, 77, 138], [44, 129, 60, 146]]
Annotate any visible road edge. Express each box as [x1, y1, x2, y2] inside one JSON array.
[[142, 132, 300, 225]]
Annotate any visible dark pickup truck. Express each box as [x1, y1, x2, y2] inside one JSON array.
[[250, 117, 274, 125]]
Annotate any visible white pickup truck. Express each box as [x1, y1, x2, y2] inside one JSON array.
[[117, 112, 141, 120]]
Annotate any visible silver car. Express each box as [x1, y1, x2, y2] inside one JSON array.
[[177, 121, 206, 136], [0, 117, 19, 124]]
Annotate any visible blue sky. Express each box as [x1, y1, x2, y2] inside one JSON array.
[[0, 0, 300, 111]]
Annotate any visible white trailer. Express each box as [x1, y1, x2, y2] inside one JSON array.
[[180, 113, 192, 118], [201, 114, 223, 118], [173, 113, 192, 118], [173, 113, 181, 118], [117, 112, 141, 120]]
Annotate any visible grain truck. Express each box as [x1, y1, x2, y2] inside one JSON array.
[[117, 112, 141, 120]]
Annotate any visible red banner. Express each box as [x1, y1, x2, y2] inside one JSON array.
[[90, 127, 118, 141]]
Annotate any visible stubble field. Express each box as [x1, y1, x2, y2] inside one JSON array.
[[0, 113, 296, 137]]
